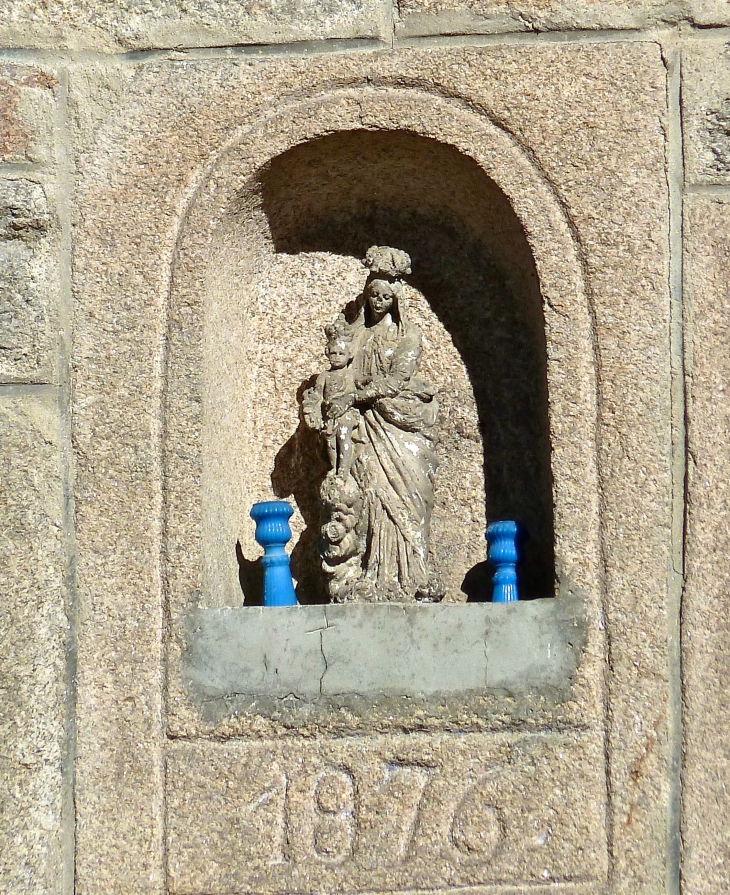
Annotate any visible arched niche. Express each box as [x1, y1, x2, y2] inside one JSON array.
[[164, 88, 601, 614], [259, 129, 552, 601]]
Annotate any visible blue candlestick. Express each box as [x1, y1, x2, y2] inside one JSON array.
[[250, 501, 298, 607], [485, 520, 520, 603]]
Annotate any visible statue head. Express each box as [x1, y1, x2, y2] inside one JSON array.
[[365, 278, 400, 322], [324, 318, 354, 370], [362, 246, 411, 326]]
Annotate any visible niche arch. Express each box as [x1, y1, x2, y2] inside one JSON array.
[[164, 87, 601, 612]]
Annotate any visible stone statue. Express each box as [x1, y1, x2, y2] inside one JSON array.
[[303, 247, 445, 603], [303, 319, 359, 480]]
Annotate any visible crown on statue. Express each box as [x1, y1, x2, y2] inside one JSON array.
[[363, 246, 412, 279]]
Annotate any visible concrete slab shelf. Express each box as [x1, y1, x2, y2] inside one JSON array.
[[182, 598, 585, 703]]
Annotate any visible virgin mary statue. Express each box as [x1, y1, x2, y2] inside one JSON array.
[[303, 247, 445, 603]]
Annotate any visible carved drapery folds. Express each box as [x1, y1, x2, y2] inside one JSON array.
[[303, 247, 444, 603]]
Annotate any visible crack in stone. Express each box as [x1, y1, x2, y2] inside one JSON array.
[[319, 605, 331, 695]]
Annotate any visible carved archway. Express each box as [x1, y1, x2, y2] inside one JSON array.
[[164, 87, 600, 612]]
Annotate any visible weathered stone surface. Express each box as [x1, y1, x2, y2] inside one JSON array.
[[167, 732, 607, 894], [70, 43, 671, 895], [682, 195, 730, 895], [396, 0, 730, 36], [0, 178, 53, 240], [683, 43, 730, 184], [186, 605, 328, 698], [0, 0, 391, 51], [185, 599, 586, 700], [0, 392, 69, 895], [0, 179, 60, 383], [0, 64, 58, 166]]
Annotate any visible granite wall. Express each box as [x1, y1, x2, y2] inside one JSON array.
[[1, 3, 729, 895]]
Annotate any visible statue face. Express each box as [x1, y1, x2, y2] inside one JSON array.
[[367, 280, 395, 319], [326, 339, 350, 370]]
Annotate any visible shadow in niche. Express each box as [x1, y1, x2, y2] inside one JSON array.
[[271, 376, 331, 605], [259, 129, 556, 600], [462, 562, 493, 603], [236, 540, 263, 606]]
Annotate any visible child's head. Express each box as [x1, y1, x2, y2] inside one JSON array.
[[324, 319, 353, 370], [326, 337, 351, 369]]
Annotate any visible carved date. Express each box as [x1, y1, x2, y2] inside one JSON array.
[[248, 761, 503, 867], [243, 770, 289, 864], [449, 777, 503, 860], [312, 767, 356, 862], [168, 734, 607, 891]]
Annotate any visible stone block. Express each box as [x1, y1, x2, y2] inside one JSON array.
[[184, 599, 586, 701], [186, 605, 328, 699], [167, 732, 607, 894], [682, 195, 730, 895], [396, 0, 730, 37], [683, 43, 730, 184], [0, 64, 58, 167], [0, 392, 69, 895], [0, 179, 60, 383], [70, 43, 672, 894], [0, 178, 53, 240], [0, 0, 391, 52]]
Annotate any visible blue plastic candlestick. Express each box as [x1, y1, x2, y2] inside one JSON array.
[[485, 520, 520, 603], [250, 501, 298, 607]]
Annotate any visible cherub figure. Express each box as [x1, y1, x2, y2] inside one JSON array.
[[319, 474, 368, 602], [303, 319, 360, 480]]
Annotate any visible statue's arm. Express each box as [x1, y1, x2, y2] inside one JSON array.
[[357, 335, 420, 402], [302, 374, 326, 430]]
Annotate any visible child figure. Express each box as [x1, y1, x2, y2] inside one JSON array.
[[303, 319, 360, 480]]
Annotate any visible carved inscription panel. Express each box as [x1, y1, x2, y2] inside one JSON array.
[[166, 732, 607, 893]]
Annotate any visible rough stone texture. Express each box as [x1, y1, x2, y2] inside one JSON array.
[[683, 43, 730, 185], [167, 732, 607, 894], [0, 393, 70, 895], [69, 43, 671, 895], [395, 0, 730, 36], [0, 64, 58, 167], [681, 196, 730, 895], [184, 599, 586, 699], [0, 178, 61, 384], [0, 178, 53, 239], [0, 0, 391, 51]]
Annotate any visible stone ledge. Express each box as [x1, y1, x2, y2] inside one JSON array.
[[183, 598, 585, 701], [394, 0, 730, 38], [0, 0, 392, 52]]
